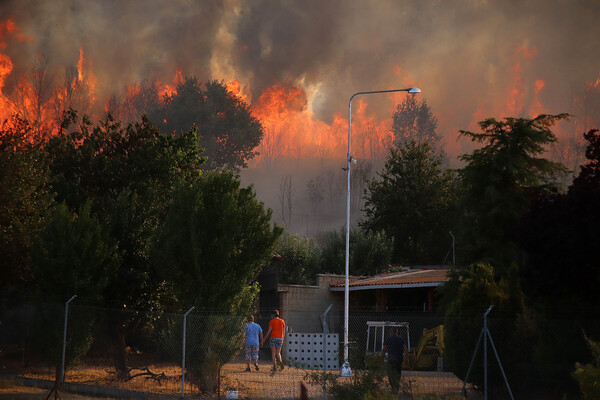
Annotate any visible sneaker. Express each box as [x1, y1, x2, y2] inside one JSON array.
[[279, 362, 284, 371], [254, 363, 259, 371], [245, 367, 251, 372]]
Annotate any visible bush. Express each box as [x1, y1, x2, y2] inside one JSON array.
[[573, 334, 600, 400]]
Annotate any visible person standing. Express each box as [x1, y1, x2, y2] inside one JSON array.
[[382, 327, 406, 392], [244, 315, 263, 372], [261, 309, 285, 370]]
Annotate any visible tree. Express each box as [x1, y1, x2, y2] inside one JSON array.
[[441, 263, 525, 394], [148, 78, 263, 171], [273, 233, 320, 285], [153, 171, 282, 311], [30, 202, 117, 302], [45, 111, 205, 375], [0, 115, 53, 298], [152, 171, 282, 392], [307, 175, 325, 216], [318, 228, 393, 276], [362, 140, 458, 264], [28, 201, 118, 375], [52, 65, 94, 129], [278, 175, 294, 227], [518, 129, 600, 316], [458, 114, 570, 272], [391, 95, 440, 150]]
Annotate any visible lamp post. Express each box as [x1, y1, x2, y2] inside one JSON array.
[[341, 87, 421, 377]]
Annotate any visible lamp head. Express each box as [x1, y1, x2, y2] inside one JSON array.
[[408, 87, 421, 93]]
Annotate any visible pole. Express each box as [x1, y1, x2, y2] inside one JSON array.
[[343, 87, 420, 377], [483, 305, 493, 400], [449, 231, 455, 264], [322, 304, 333, 393], [181, 306, 195, 398], [60, 295, 77, 383]]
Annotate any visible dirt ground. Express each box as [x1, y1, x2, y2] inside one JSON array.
[[3, 360, 474, 399], [0, 384, 111, 400]]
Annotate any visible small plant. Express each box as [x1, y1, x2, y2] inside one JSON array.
[[572, 332, 600, 400], [305, 364, 396, 400]]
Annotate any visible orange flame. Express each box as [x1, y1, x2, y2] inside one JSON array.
[[470, 43, 547, 131], [157, 69, 183, 98], [250, 83, 399, 164], [226, 79, 248, 103], [1, 21, 100, 137], [1, 20, 16, 121]]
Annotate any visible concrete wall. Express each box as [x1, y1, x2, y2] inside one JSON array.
[[277, 274, 344, 333]]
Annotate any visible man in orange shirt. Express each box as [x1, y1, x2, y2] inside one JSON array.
[[261, 309, 285, 370]]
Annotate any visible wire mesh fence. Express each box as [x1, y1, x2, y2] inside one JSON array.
[[1, 301, 599, 399]]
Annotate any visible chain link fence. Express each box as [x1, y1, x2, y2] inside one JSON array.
[[1, 301, 598, 399]]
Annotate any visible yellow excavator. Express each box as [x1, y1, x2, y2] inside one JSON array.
[[404, 325, 444, 371]]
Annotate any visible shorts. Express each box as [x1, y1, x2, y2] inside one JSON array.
[[270, 337, 283, 348], [245, 345, 259, 360]]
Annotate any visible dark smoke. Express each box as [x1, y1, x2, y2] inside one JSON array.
[[2, 0, 600, 236]]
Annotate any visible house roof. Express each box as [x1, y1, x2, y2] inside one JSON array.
[[329, 267, 450, 291]]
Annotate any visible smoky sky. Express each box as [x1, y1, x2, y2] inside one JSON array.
[[2, 0, 600, 149]]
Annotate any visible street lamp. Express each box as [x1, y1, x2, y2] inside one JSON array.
[[341, 87, 421, 377]]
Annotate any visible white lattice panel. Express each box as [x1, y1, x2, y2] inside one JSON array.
[[285, 333, 339, 370]]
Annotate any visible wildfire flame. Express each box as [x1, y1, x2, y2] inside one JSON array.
[[226, 79, 248, 103], [0, 16, 598, 171], [157, 69, 183, 99]]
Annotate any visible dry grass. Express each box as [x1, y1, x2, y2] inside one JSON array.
[[3, 359, 473, 399]]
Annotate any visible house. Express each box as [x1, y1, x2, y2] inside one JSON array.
[[257, 266, 449, 333], [328, 266, 450, 312], [257, 273, 345, 333]]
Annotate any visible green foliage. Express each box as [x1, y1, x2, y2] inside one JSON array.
[[46, 111, 204, 307], [273, 233, 320, 285], [442, 263, 524, 389], [153, 171, 281, 392], [28, 202, 117, 370], [518, 129, 600, 317], [569, 128, 600, 193], [317, 228, 393, 276], [30, 202, 118, 303], [0, 116, 53, 295], [153, 171, 282, 313], [573, 334, 600, 400], [161, 314, 245, 394], [458, 114, 569, 271], [48, 112, 203, 213], [149, 78, 263, 171], [45, 110, 205, 373], [305, 365, 395, 400], [362, 140, 457, 264]]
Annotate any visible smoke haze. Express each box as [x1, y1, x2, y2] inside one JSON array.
[[2, 0, 600, 236]]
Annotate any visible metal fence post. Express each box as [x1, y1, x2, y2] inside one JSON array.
[[321, 304, 333, 393], [483, 305, 491, 400], [182, 306, 195, 398], [60, 295, 77, 383], [461, 305, 514, 400]]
